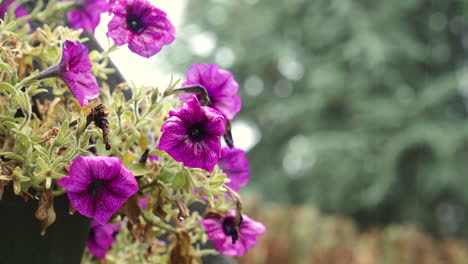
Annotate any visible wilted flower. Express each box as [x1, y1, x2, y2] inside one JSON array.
[[57, 156, 138, 224], [181, 63, 241, 120], [35, 40, 100, 106], [200, 210, 265, 257], [64, 0, 108, 33], [87, 221, 120, 259], [218, 147, 250, 193], [107, 0, 175, 58], [159, 96, 225, 172], [0, 0, 28, 19]]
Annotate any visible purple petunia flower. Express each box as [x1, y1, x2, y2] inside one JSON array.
[[200, 210, 266, 257], [181, 63, 241, 120], [36, 40, 100, 106], [64, 0, 108, 33], [58, 156, 139, 224], [0, 0, 28, 19], [158, 96, 225, 172], [58, 40, 100, 106], [218, 147, 250, 193], [87, 221, 120, 259], [107, 0, 175, 58]]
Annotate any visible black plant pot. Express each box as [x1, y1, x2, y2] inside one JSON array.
[[0, 190, 91, 264]]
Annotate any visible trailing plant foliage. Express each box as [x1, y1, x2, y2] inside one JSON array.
[[0, 0, 264, 262]]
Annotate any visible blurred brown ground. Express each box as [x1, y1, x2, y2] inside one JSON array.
[[237, 197, 468, 264]]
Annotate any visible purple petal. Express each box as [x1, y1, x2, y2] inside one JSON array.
[[170, 96, 206, 125], [14, 4, 27, 18], [239, 215, 266, 237], [210, 94, 242, 120], [87, 239, 108, 259], [214, 237, 248, 257], [218, 147, 250, 190], [204, 107, 226, 136], [89, 156, 122, 181], [67, 191, 96, 220], [181, 63, 241, 119], [107, 15, 132, 45], [93, 187, 129, 224], [66, 0, 108, 33], [160, 133, 221, 172], [106, 166, 139, 197], [87, 221, 118, 259], [139, 197, 148, 210], [0, 0, 28, 19], [60, 71, 99, 106], [128, 15, 175, 58], [61, 40, 93, 72], [60, 156, 92, 187]]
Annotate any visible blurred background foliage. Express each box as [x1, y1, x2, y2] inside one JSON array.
[[160, 0, 468, 241], [238, 198, 468, 264]]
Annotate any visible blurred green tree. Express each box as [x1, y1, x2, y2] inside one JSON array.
[[164, 0, 468, 238]]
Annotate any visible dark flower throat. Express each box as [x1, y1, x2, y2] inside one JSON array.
[[189, 124, 206, 142], [222, 217, 239, 244], [127, 14, 145, 33], [88, 179, 106, 196]]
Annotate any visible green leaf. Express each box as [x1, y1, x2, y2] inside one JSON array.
[[33, 145, 50, 161], [0, 152, 24, 161], [0, 82, 17, 95], [128, 163, 152, 176], [37, 157, 49, 171], [29, 88, 48, 96], [151, 88, 159, 104], [171, 172, 186, 189], [2, 121, 18, 129], [158, 166, 177, 183], [0, 62, 11, 72]]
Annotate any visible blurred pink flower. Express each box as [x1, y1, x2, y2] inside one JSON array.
[[218, 147, 250, 193], [64, 0, 108, 33], [181, 63, 241, 120], [200, 210, 265, 257], [0, 0, 28, 19], [87, 221, 120, 259], [107, 0, 175, 58]]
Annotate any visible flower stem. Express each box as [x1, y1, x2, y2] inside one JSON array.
[[34, 64, 62, 81], [170, 85, 212, 106], [141, 211, 177, 233]]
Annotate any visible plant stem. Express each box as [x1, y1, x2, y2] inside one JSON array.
[[141, 212, 177, 233]]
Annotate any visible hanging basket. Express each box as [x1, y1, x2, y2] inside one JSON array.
[[0, 190, 91, 264]]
